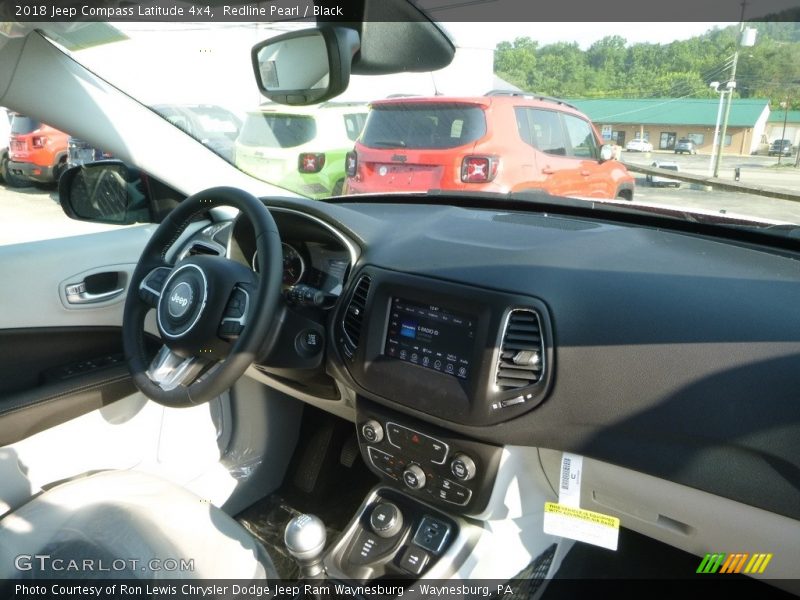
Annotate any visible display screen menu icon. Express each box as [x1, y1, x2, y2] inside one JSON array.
[[384, 297, 474, 380]]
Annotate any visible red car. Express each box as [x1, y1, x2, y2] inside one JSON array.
[[345, 93, 634, 200], [7, 114, 69, 185]]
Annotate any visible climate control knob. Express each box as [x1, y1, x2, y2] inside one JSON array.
[[361, 419, 384, 444], [402, 464, 426, 490], [450, 453, 476, 481]]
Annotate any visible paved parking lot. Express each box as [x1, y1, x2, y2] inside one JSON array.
[[0, 182, 117, 246], [624, 152, 800, 224]]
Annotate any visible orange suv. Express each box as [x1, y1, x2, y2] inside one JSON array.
[[344, 92, 634, 200], [7, 114, 69, 185]]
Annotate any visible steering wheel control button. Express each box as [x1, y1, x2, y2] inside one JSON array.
[[361, 420, 384, 443], [412, 517, 451, 554], [398, 546, 430, 576], [450, 453, 477, 481], [295, 329, 324, 357], [369, 502, 403, 538], [219, 287, 250, 339], [403, 464, 426, 490], [139, 267, 171, 305]]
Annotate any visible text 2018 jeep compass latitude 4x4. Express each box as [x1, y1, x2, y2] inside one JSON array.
[[344, 92, 634, 200]]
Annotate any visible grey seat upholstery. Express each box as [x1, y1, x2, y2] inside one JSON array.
[[0, 470, 277, 580]]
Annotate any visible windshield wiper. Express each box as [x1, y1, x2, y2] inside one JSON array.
[[368, 140, 407, 147]]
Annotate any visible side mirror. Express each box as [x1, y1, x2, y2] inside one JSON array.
[[599, 144, 616, 162], [251, 26, 360, 105], [59, 161, 152, 225]]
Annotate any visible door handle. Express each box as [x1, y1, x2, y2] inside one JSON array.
[[65, 281, 124, 305], [542, 167, 555, 175], [580, 170, 591, 176]]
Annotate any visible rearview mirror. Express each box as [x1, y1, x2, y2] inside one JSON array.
[[599, 144, 615, 162], [251, 26, 360, 105], [59, 161, 152, 225]]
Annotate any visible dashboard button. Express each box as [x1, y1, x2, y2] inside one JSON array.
[[386, 423, 448, 464], [369, 502, 403, 538], [398, 546, 429, 575], [403, 464, 426, 490], [438, 479, 472, 505], [361, 420, 384, 443], [450, 453, 476, 481]]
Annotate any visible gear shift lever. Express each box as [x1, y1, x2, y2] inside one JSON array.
[[284, 514, 327, 578]]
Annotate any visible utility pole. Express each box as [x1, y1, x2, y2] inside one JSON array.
[[778, 96, 790, 165], [713, 1, 749, 178]]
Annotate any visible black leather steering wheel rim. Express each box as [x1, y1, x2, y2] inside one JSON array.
[[123, 186, 283, 407]]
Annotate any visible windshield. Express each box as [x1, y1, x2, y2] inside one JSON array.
[[239, 113, 317, 148], [46, 19, 800, 234]]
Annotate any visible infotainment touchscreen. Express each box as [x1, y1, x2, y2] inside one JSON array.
[[384, 297, 475, 380]]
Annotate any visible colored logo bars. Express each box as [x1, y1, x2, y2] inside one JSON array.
[[697, 552, 773, 574]]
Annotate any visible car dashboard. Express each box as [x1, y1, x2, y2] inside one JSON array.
[[173, 195, 800, 581]]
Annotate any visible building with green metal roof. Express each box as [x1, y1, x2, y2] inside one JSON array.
[[569, 98, 771, 155], [766, 109, 800, 149]]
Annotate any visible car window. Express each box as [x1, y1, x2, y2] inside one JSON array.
[[562, 114, 599, 159], [238, 113, 317, 148], [344, 113, 368, 142], [361, 104, 486, 149], [10, 116, 41, 135], [516, 108, 568, 156]]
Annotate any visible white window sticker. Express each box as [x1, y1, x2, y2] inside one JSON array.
[[559, 452, 583, 508]]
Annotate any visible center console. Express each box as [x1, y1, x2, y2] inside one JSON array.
[[357, 399, 501, 513], [334, 267, 553, 426], [324, 400, 502, 580], [325, 267, 555, 580]]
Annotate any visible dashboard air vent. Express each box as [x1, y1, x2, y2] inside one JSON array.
[[495, 309, 544, 391], [341, 275, 371, 356]]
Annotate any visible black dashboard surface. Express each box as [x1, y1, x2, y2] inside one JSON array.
[[263, 197, 800, 522]]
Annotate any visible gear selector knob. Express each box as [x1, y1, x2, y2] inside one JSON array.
[[285, 514, 327, 577]]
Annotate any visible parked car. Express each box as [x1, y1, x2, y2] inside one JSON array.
[[646, 160, 681, 187], [625, 138, 653, 152], [768, 139, 793, 157], [152, 104, 242, 162], [674, 138, 697, 154], [67, 137, 113, 168], [0, 106, 20, 186], [235, 102, 368, 198], [6, 114, 69, 185], [345, 93, 634, 200]]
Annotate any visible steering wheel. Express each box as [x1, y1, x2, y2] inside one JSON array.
[[123, 187, 283, 407]]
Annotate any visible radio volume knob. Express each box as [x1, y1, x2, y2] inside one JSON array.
[[361, 419, 384, 443], [450, 453, 476, 481], [402, 464, 426, 490]]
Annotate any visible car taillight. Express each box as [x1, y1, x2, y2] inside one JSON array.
[[461, 156, 498, 183], [31, 136, 47, 148], [298, 153, 325, 173], [345, 151, 357, 177]]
